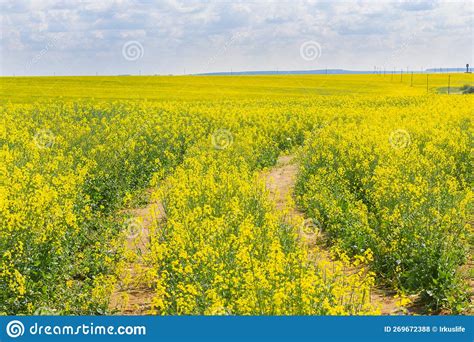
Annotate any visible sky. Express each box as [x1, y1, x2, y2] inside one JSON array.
[[1, 0, 473, 76]]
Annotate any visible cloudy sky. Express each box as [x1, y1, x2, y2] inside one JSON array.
[[1, 0, 472, 76]]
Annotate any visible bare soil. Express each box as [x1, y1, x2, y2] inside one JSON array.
[[109, 195, 163, 315], [263, 154, 417, 315]]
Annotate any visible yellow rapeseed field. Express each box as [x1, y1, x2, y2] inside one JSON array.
[[1, 74, 472, 314]]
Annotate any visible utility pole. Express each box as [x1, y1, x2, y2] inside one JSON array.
[[448, 74, 451, 94], [400, 69, 403, 82]]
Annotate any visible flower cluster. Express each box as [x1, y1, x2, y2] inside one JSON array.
[[296, 95, 472, 311], [147, 127, 376, 315]]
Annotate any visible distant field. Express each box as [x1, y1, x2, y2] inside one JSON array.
[[1, 73, 473, 102], [1, 75, 472, 316]]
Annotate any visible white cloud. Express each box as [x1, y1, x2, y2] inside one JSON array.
[[1, 0, 472, 75]]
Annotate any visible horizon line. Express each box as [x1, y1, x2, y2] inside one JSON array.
[[2, 67, 471, 77]]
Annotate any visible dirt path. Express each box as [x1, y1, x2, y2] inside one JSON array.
[[109, 193, 163, 315], [110, 153, 421, 315], [263, 154, 410, 315]]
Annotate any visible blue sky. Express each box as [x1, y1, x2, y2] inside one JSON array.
[[1, 0, 472, 76]]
